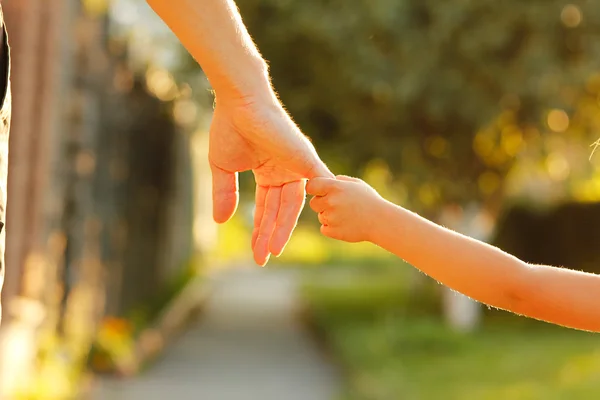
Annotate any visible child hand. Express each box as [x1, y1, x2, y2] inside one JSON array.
[[306, 175, 386, 242]]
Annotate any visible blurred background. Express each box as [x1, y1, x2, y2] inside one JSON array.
[[1, 0, 600, 399]]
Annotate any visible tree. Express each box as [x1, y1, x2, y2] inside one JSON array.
[[235, 0, 600, 330]]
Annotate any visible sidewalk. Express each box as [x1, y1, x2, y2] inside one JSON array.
[[93, 267, 340, 400]]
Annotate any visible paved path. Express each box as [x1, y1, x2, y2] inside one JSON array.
[[93, 266, 340, 400]]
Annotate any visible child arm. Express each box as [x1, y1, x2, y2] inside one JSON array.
[[372, 200, 600, 332]]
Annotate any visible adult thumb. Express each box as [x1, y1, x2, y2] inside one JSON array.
[[211, 164, 239, 224], [288, 146, 334, 179], [309, 159, 335, 179]]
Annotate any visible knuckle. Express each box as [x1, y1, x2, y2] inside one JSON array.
[[318, 212, 328, 225], [309, 199, 321, 212], [327, 214, 338, 225], [327, 196, 339, 207], [306, 179, 320, 194]]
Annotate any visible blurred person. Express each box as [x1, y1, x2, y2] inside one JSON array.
[[146, 0, 334, 267], [306, 176, 600, 332], [0, 6, 11, 323]]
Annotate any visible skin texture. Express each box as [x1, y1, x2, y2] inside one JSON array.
[[307, 176, 600, 332], [146, 0, 333, 265]]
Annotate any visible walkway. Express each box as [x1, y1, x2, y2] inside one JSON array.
[[93, 266, 340, 400]]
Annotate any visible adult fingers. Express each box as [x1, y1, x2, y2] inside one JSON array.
[[210, 164, 238, 224], [253, 186, 282, 266], [251, 185, 268, 250], [306, 177, 338, 196], [269, 180, 305, 257]]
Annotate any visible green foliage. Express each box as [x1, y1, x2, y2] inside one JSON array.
[[300, 264, 442, 321], [306, 312, 600, 400], [300, 260, 600, 399], [235, 0, 600, 212], [300, 268, 411, 319]]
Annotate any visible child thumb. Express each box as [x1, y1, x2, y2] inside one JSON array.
[[336, 175, 361, 182], [306, 177, 336, 196]]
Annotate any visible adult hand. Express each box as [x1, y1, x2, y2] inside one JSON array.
[[209, 93, 333, 266], [146, 0, 332, 266]]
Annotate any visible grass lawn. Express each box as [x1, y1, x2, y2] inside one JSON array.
[[300, 268, 600, 400], [321, 316, 600, 400]]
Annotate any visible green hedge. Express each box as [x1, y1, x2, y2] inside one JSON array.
[[300, 264, 442, 321]]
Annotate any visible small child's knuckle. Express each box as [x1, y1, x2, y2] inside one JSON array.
[[328, 196, 341, 207]]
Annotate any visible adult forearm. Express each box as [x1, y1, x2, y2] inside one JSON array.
[[147, 0, 274, 101], [370, 201, 529, 311]]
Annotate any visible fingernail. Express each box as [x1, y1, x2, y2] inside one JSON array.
[[271, 247, 283, 257], [260, 254, 271, 267]]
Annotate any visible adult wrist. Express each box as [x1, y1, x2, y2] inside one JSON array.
[[211, 58, 278, 106]]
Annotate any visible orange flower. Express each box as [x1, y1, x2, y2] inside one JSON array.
[[101, 317, 132, 336]]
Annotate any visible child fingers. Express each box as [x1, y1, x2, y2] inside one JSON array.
[[317, 211, 339, 226], [317, 211, 329, 226], [306, 177, 337, 196], [309, 195, 327, 213], [320, 224, 343, 240]]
